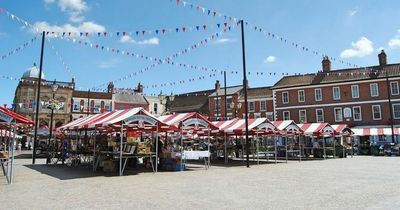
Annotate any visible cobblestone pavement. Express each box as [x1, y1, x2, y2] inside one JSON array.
[[1, 155, 399, 210]]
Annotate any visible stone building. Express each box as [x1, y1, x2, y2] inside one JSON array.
[[13, 66, 74, 128]]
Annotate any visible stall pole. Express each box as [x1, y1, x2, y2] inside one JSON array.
[[323, 137, 326, 160], [299, 134, 302, 162], [351, 136, 354, 158], [155, 122, 158, 173], [224, 132, 228, 164], [92, 129, 96, 171], [119, 123, 123, 176], [256, 130, 259, 165], [333, 137, 336, 159], [341, 136, 345, 158], [285, 136, 288, 163], [180, 127, 183, 172], [9, 120, 17, 184], [208, 128, 211, 167], [274, 134, 277, 164]]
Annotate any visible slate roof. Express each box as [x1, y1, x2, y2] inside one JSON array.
[[273, 63, 400, 89], [240, 86, 273, 100], [168, 89, 214, 114], [209, 85, 243, 97], [113, 91, 147, 104], [73, 90, 112, 100]]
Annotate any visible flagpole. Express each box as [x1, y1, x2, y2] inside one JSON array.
[[32, 31, 46, 164], [240, 20, 250, 168]]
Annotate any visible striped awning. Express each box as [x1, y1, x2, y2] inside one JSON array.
[[59, 108, 169, 131], [270, 120, 302, 134], [158, 112, 218, 131], [352, 127, 400, 136], [212, 118, 276, 134], [298, 123, 336, 136], [331, 124, 353, 135]]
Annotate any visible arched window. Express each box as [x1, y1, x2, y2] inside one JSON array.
[[100, 101, 105, 112], [80, 100, 84, 111]]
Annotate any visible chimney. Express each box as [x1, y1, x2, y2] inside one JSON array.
[[322, 56, 331, 72], [107, 82, 114, 93], [137, 82, 143, 93], [215, 80, 220, 90], [378, 50, 387, 66]]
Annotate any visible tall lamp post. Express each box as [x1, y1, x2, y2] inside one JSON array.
[[46, 81, 59, 164]]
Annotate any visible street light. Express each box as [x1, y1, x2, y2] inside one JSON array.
[[230, 101, 242, 118], [46, 80, 59, 164]]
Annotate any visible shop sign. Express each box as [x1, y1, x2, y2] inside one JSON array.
[[0, 111, 13, 123], [182, 118, 209, 129], [124, 114, 157, 125]]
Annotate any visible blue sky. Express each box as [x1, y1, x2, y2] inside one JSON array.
[[1, 0, 400, 105]]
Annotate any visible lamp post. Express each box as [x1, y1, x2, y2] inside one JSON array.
[[46, 80, 59, 164]]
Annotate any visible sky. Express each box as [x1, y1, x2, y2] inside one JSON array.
[[1, 0, 400, 105]]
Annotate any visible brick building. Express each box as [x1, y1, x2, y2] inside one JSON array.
[[208, 80, 243, 120], [272, 50, 400, 142], [237, 86, 274, 120], [113, 83, 149, 111], [71, 82, 113, 120]]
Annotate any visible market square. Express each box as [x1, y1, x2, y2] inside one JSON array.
[[1, 1, 400, 209]]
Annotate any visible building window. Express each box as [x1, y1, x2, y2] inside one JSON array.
[[393, 104, 400, 119], [226, 97, 233, 108], [283, 111, 290, 120], [214, 97, 221, 111], [282, 92, 289, 104], [153, 103, 158, 114], [105, 102, 111, 112], [353, 106, 362, 121], [351, 85, 359, 98], [372, 105, 381, 120], [334, 107, 343, 122], [316, 109, 324, 122], [254, 113, 261, 119], [333, 87, 341, 100], [73, 101, 80, 112], [391, 81, 399, 95], [370, 83, 379, 97], [249, 101, 255, 112], [315, 88, 322, 101], [298, 90, 305, 102], [299, 110, 307, 123], [260, 100, 266, 111]]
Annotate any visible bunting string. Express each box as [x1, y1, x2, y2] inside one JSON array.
[[0, 7, 236, 38], [170, 0, 361, 68], [47, 38, 76, 80], [1, 36, 38, 62]]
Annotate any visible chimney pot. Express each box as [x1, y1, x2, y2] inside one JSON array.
[[215, 80, 221, 90], [378, 50, 387, 66], [322, 56, 331, 72]]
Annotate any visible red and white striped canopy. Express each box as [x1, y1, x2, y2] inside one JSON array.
[[331, 124, 353, 135], [298, 123, 336, 136], [270, 120, 302, 134], [59, 108, 169, 131], [212, 118, 276, 134], [352, 127, 400, 136], [158, 112, 218, 131]]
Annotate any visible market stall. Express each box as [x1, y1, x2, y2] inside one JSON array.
[[332, 124, 354, 158], [159, 112, 218, 170], [0, 106, 33, 184], [59, 108, 175, 175], [297, 123, 337, 159], [213, 118, 277, 164], [271, 120, 303, 162]]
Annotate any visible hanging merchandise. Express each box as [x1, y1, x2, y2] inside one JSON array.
[[170, 0, 360, 68]]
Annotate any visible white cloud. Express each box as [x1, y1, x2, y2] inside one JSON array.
[[98, 58, 119, 69], [31, 21, 106, 35], [264, 56, 276, 63], [340, 37, 374, 58], [120, 35, 159, 45], [389, 38, 400, 49], [214, 38, 236, 44], [44, 0, 88, 23]]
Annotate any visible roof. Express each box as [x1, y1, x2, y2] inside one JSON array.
[[113, 91, 147, 104], [209, 85, 242, 97], [169, 95, 209, 114], [73, 90, 112, 100], [22, 66, 45, 79], [273, 63, 400, 89], [239, 86, 272, 100]]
